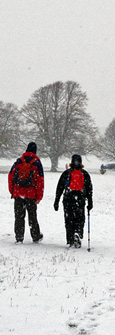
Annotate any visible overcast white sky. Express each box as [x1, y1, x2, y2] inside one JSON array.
[[0, 0, 115, 131]]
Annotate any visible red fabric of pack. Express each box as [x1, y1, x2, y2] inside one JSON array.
[[8, 152, 44, 201], [18, 157, 32, 179], [18, 156, 37, 184], [69, 170, 84, 191]]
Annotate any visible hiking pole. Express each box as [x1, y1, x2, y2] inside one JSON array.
[[87, 209, 91, 252]]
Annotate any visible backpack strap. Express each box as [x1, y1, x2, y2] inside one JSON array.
[[29, 157, 38, 165], [64, 169, 71, 190], [20, 156, 26, 163], [20, 156, 37, 165]]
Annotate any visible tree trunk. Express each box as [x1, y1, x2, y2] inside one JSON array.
[[50, 155, 58, 172]]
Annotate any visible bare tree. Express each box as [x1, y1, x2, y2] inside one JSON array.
[[0, 101, 21, 157], [102, 118, 115, 160], [22, 81, 99, 171]]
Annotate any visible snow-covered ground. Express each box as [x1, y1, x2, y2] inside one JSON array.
[[0, 158, 115, 335]]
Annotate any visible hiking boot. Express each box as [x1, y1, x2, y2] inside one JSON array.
[[39, 233, 43, 241], [67, 242, 74, 248], [33, 233, 43, 243], [15, 235, 23, 242], [74, 233, 81, 248], [15, 240, 23, 244], [67, 236, 74, 248], [67, 243, 74, 248]]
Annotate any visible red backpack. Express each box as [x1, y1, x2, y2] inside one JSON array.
[[69, 170, 84, 191], [14, 156, 37, 187]]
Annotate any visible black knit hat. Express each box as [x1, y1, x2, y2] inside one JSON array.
[[71, 154, 82, 166], [26, 142, 37, 154]]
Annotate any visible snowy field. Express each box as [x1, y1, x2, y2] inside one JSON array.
[[0, 158, 115, 335]]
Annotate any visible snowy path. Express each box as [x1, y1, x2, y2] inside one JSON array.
[[0, 172, 115, 335]]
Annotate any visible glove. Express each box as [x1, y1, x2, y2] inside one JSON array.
[[54, 200, 59, 211], [87, 203, 93, 211], [35, 200, 40, 205]]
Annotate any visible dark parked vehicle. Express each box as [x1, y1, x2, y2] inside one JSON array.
[[100, 163, 115, 174]]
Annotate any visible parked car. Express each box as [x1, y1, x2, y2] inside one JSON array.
[[100, 163, 115, 174]]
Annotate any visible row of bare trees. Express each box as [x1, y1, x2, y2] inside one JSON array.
[[0, 101, 21, 157], [0, 81, 115, 170]]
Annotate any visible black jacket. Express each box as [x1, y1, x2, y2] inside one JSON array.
[[54, 167, 93, 210]]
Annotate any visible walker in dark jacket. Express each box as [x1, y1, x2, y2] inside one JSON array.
[[54, 154, 93, 248], [8, 142, 44, 243]]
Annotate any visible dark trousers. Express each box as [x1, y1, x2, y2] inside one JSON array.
[[14, 198, 40, 241], [63, 194, 85, 244]]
